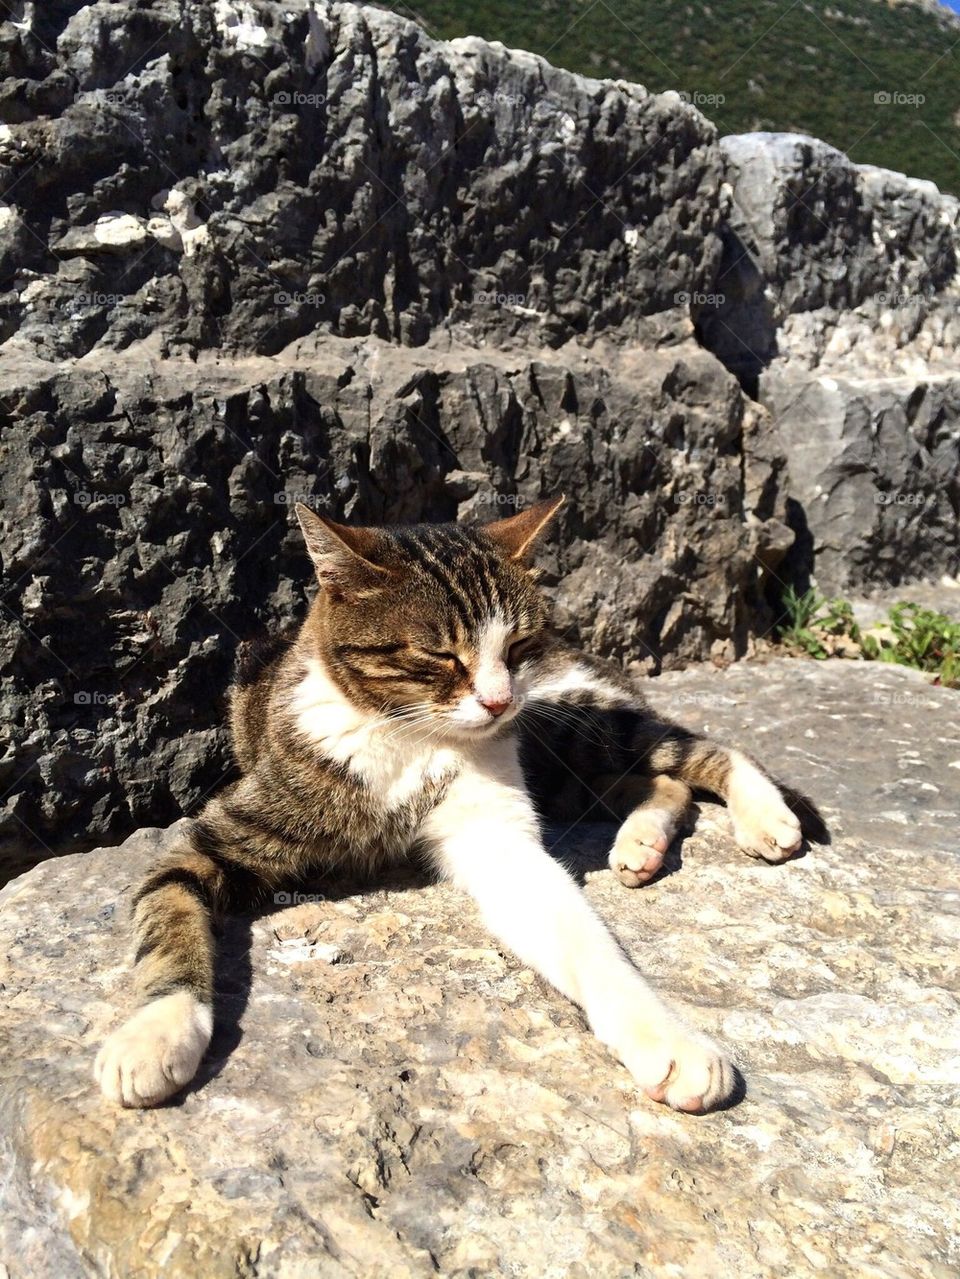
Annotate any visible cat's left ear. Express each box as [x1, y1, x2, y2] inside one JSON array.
[[482, 495, 565, 565], [294, 503, 392, 599]]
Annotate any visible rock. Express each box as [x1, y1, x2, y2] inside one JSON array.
[[705, 132, 960, 594], [849, 577, 960, 629], [1, 2, 959, 870], [763, 369, 960, 594], [2, 1, 725, 359], [1, 658, 957, 1277], [0, 337, 794, 867], [0, 0, 789, 871], [709, 132, 960, 382]]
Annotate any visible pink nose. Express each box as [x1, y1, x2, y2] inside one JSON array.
[[477, 695, 512, 717]]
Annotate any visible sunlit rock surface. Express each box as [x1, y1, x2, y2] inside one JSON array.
[[1, 659, 957, 1277]]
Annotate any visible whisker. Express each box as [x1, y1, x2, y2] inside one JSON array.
[[518, 699, 612, 750]]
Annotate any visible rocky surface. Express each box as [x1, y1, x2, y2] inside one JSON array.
[[850, 576, 960, 627], [0, 0, 772, 867], [0, 335, 793, 870], [762, 367, 960, 594], [1, 658, 958, 1278], [711, 132, 960, 595], [1, 0, 724, 356], [713, 133, 960, 382], [1, 2, 958, 867]]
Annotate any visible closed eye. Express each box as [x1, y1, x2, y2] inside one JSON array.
[[424, 649, 468, 676]]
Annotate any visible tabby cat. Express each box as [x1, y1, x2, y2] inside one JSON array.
[[95, 498, 803, 1113]]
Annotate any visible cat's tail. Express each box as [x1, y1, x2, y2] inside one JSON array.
[[94, 798, 268, 1108]]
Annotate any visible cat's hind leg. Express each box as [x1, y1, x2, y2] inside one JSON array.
[[96, 785, 292, 1108], [642, 730, 803, 862], [598, 773, 693, 887]]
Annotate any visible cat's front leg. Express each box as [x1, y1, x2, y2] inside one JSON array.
[[421, 741, 737, 1113]]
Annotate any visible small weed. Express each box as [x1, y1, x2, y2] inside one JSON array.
[[860, 602, 960, 688], [777, 590, 959, 688], [778, 586, 861, 660]]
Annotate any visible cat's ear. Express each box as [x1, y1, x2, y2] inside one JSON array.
[[295, 504, 391, 598], [483, 496, 565, 565]]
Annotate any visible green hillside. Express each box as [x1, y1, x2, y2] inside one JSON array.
[[389, 0, 960, 193]]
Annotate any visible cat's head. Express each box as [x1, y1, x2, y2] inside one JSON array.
[[294, 499, 563, 740]]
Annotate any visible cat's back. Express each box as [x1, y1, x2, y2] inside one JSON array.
[[230, 626, 299, 771]]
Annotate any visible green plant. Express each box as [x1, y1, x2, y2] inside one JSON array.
[[777, 585, 861, 659], [861, 602, 960, 688]]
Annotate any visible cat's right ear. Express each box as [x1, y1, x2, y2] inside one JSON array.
[[294, 504, 391, 599]]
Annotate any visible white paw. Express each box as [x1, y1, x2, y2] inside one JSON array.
[[732, 794, 802, 862], [618, 1022, 737, 1113], [609, 808, 676, 887], [95, 991, 212, 1108], [728, 756, 802, 862]]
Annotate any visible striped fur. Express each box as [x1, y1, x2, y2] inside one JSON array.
[[96, 499, 804, 1109]]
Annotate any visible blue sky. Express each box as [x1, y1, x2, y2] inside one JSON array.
[[941, 0, 960, 12]]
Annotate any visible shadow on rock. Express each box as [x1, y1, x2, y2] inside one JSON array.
[[781, 784, 832, 846]]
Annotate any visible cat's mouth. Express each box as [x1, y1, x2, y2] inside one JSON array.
[[442, 698, 523, 739]]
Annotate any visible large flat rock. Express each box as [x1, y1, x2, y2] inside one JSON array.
[[1, 658, 958, 1277]]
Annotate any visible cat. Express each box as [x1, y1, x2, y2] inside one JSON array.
[[95, 497, 804, 1113]]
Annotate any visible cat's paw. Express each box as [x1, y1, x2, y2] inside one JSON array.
[[732, 794, 802, 862], [619, 1023, 737, 1113], [728, 758, 803, 862], [609, 808, 676, 887], [95, 991, 212, 1108]]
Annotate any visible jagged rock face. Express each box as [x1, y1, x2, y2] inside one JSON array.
[[0, 0, 786, 870], [0, 338, 791, 870], [1, 3, 959, 871], [1, 0, 725, 357], [1, 660, 957, 1277], [705, 132, 960, 593], [763, 369, 960, 594], [710, 132, 960, 380]]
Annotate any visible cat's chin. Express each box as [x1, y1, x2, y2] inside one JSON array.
[[441, 712, 518, 742]]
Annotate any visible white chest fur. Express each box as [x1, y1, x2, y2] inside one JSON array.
[[290, 659, 460, 810]]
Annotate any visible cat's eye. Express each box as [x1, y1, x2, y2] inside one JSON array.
[[424, 649, 467, 675], [507, 637, 537, 667]]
